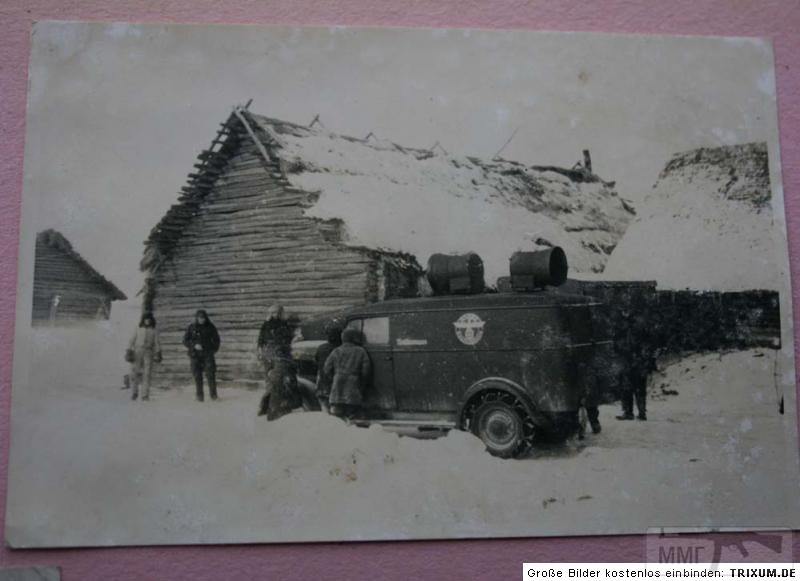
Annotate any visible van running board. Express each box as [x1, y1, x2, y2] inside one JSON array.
[[352, 418, 457, 431]]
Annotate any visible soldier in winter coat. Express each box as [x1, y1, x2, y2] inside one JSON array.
[[256, 304, 298, 420], [615, 302, 655, 421], [257, 305, 294, 361], [324, 328, 371, 419], [183, 309, 221, 402], [126, 312, 161, 401]]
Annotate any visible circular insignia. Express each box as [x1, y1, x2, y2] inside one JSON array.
[[453, 313, 485, 346]]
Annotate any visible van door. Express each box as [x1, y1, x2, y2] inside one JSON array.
[[346, 316, 396, 410], [392, 311, 465, 413]]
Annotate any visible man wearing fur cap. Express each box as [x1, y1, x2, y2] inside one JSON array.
[[324, 328, 371, 419]]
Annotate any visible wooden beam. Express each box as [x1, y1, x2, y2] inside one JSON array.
[[233, 107, 276, 168]]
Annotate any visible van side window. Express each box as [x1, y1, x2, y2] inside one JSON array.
[[345, 319, 363, 333], [362, 316, 390, 346]]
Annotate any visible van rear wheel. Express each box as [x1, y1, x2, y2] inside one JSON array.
[[470, 399, 526, 458]]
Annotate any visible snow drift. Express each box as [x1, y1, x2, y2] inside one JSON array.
[[24, 300, 140, 389], [8, 348, 796, 546], [251, 115, 634, 284], [604, 142, 782, 291]]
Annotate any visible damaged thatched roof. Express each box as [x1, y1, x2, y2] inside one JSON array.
[[37, 229, 127, 300], [144, 106, 634, 283]]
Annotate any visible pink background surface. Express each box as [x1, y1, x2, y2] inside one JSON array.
[[0, 1, 798, 579]]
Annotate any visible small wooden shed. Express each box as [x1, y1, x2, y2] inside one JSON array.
[[32, 229, 127, 324]]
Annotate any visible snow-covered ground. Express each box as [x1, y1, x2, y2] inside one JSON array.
[[6, 348, 797, 547]]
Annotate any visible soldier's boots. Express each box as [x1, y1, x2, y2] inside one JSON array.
[[615, 413, 646, 421], [590, 420, 602, 434]]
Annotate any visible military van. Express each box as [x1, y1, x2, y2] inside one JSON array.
[[292, 248, 614, 458]]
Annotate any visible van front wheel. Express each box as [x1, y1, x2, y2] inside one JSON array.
[[471, 399, 526, 458]]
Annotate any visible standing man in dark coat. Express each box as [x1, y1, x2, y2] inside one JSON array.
[[256, 304, 296, 419], [616, 303, 654, 421], [324, 328, 371, 419], [183, 309, 221, 402]]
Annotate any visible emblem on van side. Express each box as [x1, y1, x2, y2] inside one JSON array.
[[453, 313, 485, 346]]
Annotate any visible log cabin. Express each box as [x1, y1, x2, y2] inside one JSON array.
[[141, 106, 423, 388], [33, 229, 127, 324]]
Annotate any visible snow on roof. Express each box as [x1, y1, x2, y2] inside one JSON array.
[[603, 142, 781, 291], [250, 114, 633, 285], [37, 229, 127, 300]]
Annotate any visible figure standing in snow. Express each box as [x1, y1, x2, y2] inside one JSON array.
[[324, 328, 371, 420], [615, 303, 655, 421], [583, 395, 602, 434], [183, 309, 221, 402], [48, 294, 61, 323], [125, 312, 162, 401], [256, 304, 298, 419], [314, 324, 343, 413]]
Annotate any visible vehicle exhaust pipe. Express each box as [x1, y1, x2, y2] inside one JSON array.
[[509, 247, 568, 290]]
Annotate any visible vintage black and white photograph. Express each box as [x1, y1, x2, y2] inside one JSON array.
[[5, 22, 799, 547]]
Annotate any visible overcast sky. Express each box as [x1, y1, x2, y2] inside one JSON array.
[[21, 22, 778, 301]]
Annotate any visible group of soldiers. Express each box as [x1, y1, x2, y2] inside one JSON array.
[[579, 299, 655, 437], [125, 308, 220, 402], [254, 304, 370, 421], [125, 300, 656, 434], [125, 304, 370, 422]]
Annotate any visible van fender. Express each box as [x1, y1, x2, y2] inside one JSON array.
[[296, 376, 321, 412], [457, 377, 547, 430]]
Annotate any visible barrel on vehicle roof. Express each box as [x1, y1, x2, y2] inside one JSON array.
[[427, 252, 485, 295], [509, 247, 568, 290]]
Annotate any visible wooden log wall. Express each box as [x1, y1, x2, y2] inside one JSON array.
[[32, 243, 115, 323], [149, 126, 397, 388]]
